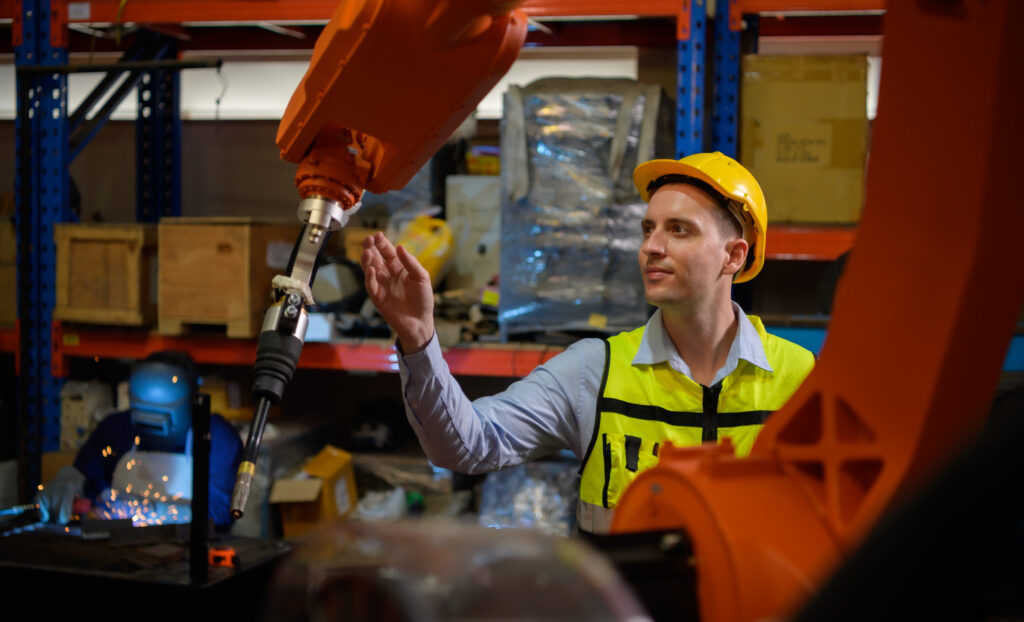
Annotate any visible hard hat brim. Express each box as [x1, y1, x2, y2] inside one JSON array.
[[633, 158, 726, 203]]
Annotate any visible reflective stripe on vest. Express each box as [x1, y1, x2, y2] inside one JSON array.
[[578, 316, 814, 524]]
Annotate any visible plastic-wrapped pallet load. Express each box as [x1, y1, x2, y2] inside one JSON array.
[[499, 78, 674, 338]]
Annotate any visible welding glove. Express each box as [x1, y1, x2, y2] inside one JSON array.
[[34, 465, 86, 524]]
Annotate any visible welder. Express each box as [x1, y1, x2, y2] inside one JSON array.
[[35, 351, 243, 530]]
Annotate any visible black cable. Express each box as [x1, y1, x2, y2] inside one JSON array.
[[240, 396, 272, 468]]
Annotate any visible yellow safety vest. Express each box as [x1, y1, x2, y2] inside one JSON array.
[[579, 316, 814, 519]]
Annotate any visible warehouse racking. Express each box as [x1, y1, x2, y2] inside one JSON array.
[[8, 0, 1018, 493]]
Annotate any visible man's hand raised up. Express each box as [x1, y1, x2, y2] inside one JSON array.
[[361, 231, 435, 353]]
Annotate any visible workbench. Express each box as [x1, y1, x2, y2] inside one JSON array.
[[0, 527, 289, 618]]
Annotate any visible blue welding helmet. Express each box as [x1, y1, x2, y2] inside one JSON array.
[[129, 352, 197, 453]]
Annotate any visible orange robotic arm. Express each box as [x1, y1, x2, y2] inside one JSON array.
[[231, 0, 528, 519], [610, 1, 1024, 621], [278, 0, 527, 212]]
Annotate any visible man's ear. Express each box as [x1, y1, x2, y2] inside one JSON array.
[[723, 237, 749, 277]]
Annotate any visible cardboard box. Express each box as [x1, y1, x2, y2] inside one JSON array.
[[270, 444, 358, 539], [740, 54, 869, 224], [54, 223, 158, 326], [445, 175, 501, 291], [158, 217, 303, 338]]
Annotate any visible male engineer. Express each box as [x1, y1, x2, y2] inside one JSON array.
[[361, 152, 815, 534]]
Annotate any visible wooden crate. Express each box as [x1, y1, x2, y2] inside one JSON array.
[[54, 223, 157, 326], [158, 217, 303, 338]]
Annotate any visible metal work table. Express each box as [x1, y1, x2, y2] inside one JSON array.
[[0, 528, 289, 617]]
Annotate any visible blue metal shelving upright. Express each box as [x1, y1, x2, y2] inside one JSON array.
[[14, 0, 72, 493], [13, 2, 185, 495], [677, 0, 752, 159], [136, 49, 183, 222], [710, 2, 743, 158], [676, 1, 708, 159]]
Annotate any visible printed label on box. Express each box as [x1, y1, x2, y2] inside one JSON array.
[[770, 121, 832, 166]]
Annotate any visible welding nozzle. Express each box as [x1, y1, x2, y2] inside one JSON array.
[[230, 461, 256, 519]]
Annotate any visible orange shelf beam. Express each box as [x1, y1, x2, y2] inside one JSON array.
[[0, 0, 887, 22], [53, 325, 561, 378], [734, 0, 885, 11], [0, 326, 16, 353], [766, 225, 856, 261], [69, 1, 341, 23], [519, 1, 680, 17], [0, 1, 679, 23]]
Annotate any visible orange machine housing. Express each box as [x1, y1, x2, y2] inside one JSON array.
[[277, 0, 527, 207], [611, 2, 1024, 621]]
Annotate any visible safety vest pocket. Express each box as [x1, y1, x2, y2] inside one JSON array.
[[603, 432, 662, 509]]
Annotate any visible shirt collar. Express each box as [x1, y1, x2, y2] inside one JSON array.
[[633, 303, 773, 384]]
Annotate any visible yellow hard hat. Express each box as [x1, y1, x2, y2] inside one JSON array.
[[633, 152, 767, 283]]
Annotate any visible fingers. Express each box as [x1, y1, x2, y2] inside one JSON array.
[[361, 233, 388, 273], [366, 231, 400, 267], [364, 229, 387, 266], [396, 245, 432, 283], [361, 232, 431, 291], [364, 264, 379, 299]]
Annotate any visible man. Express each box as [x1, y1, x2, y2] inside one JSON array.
[[36, 351, 244, 530], [361, 152, 815, 534]]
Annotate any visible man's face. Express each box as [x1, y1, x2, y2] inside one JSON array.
[[638, 183, 736, 310]]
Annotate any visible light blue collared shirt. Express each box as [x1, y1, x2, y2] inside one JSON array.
[[398, 302, 771, 474], [635, 305, 773, 386]]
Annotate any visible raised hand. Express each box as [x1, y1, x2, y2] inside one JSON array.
[[361, 231, 436, 353]]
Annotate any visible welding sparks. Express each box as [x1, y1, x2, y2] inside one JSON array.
[[95, 488, 191, 527]]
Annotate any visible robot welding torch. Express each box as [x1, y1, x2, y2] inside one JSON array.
[[231, 199, 356, 519]]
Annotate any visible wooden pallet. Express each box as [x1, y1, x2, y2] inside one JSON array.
[[158, 317, 259, 340]]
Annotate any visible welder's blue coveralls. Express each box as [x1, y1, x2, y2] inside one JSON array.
[[73, 410, 244, 529]]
